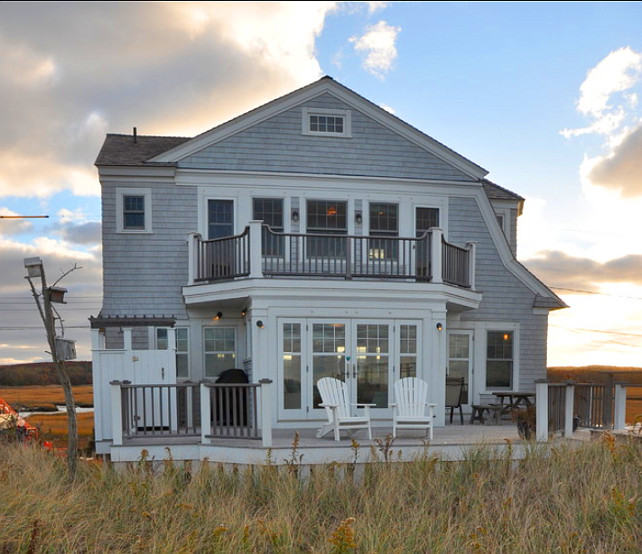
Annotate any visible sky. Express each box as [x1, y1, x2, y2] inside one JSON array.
[[1, 1, 642, 368]]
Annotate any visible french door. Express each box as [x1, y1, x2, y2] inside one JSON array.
[[278, 319, 421, 419], [447, 330, 474, 409]]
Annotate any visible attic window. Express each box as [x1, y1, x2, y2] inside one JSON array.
[[302, 107, 351, 137]]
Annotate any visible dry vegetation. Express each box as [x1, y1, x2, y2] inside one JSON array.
[[1, 437, 642, 552]]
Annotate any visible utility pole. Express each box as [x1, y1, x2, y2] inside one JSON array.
[[24, 257, 80, 480]]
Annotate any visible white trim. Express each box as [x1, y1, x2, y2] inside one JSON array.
[[148, 79, 488, 179], [301, 107, 352, 138], [116, 187, 152, 234]]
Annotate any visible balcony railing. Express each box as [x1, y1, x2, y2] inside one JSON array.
[[188, 222, 476, 289]]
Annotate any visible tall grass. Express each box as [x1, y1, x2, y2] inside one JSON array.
[[1, 437, 641, 552]]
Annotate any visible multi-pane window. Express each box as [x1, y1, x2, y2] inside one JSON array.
[[309, 115, 344, 134], [416, 207, 439, 236], [204, 327, 236, 379], [155, 328, 189, 379], [312, 323, 346, 408], [208, 199, 234, 239], [175, 328, 189, 378], [399, 325, 417, 379], [253, 198, 284, 256], [486, 331, 514, 389], [369, 202, 398, 260], [307, 200, 347, 257], [282, 323, 302, 409], [123, 195, 145, 230]]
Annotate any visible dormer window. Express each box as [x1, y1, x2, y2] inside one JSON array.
[[302, 108, 352, 137]]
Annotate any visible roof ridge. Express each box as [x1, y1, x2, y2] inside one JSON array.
[[106, 132, 191, 140]]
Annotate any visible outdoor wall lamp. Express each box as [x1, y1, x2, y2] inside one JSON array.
[[355, 211, 363, 225], [212, 312, 223, 321], [256, 320, 265, 328], [291, 210, 299, 223], [436, 322, 443, 331], [241, 308, 247, 317]]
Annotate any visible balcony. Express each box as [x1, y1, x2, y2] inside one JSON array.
[[188, 221, 476, 289]]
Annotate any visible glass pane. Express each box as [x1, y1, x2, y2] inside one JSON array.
[[156, 328, 168, 350], [176, 354, 189, 378], [312, 356, 345, 408], [205, 353, 236, 378], [449, 334, 469, 359], [416, 207, 439, 235], [486, 361, 512, 388], [399, 356, 416, 379], [175, 328, 188, 352], [357, 355, 388, 407], [283, 356, 302, 409]]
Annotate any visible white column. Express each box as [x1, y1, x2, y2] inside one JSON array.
[[260, 379, 273, 448], [123, 327, 132, 351], [187, 232, 200, 286], [110, 381, 123, 446], [249, 220, 264, 279], [536, 380, 548, 442], [430, 228, 443, 284], [200, 383, 212, 445], [564, 382, 575, 438], [466, 241, 477, 290], [91, 328, 105, 350], [614, 383, 627, 431]]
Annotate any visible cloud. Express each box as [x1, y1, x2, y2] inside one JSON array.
[[586, 124, 642, 197], [0, 208, 33, 236], [0, 2, 337, 200], [350, 20, 401, 79], [523, 250, 642, 290]]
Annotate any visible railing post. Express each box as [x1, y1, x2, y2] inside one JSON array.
[[564, 381, 575, 438], [603, 373, 614, 428], [249, 220, 263, 279], [466, 241, 477, 290], [187, 232, 200, 285], [614, 383, 627, 431], [430, 228, 443, 284], [259, 379, 273, 448], [110, 381, 123, 446], [200, 383, 212, 445], [535, 380, 549, 442]]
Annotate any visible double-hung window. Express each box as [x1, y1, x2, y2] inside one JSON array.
[[207, 199, 234, 240], [306, 200, 347, 258], [117, 188, 152, 233], [253, 198, 284, 256], [369, 202, 398, 260], [486, 331, 514, 389], [204, 327, 236, 379]]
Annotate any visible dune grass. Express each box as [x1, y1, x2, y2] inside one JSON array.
[[1, 436, 641, 553]]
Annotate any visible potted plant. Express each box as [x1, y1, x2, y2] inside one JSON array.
[[513, 405, 536, 439]]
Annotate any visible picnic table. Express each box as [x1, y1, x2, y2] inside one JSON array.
[[492, 391, 535, 414]]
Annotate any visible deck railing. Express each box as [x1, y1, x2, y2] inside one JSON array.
[[190, 224, 474, 288], [535, 380, 629, 441], [110, 379, 274, 447], [194, 227, 250, 282]]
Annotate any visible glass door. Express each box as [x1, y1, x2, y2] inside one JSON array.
[[447, 330, 473, 408], [353, 323, 391, 410]]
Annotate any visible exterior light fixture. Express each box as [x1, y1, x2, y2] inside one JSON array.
[[436, 323, 443, 331], [291, 210, 299, 223], [212, 312, 223, 321], [355, 211, 363, 225], [241, 308, 247, 317], [256, 320, 265, 328]]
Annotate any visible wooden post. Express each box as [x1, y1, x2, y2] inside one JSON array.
[[200, 383, 212, 445], [259, 379, 273, 448], [430, 228, 443, 284], [614, 383, 627, 431], [110, 381, 123, 446], [466, 242, 477, 290], [249, 220, 264, 279], [564, 381, 575, 438], [187, 232, 200, 285], [603, 373, 614, 428], [535, 380, 548, 442]]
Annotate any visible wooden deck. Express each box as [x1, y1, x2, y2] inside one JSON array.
[[108, 422, 588, 466]]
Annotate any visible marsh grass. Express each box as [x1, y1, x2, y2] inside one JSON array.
[[1, 437, 641, 553]]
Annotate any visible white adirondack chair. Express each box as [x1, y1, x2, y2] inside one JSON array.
[[316, 377, 373, 441], [390, 377, 436, 439]]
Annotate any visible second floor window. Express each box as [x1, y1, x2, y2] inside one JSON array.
[[369, 202, 398, 260], [254, 198, 284, 256], [208, 199, 234, 240], [123, 195, 145, 230], [307, 200, 347, 257]]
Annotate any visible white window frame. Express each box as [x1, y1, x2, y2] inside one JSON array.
[[302, 107, 352, 138], [203, 326, 237, 379], [481, 324, 520, 393], [116, 188, 152, 233]]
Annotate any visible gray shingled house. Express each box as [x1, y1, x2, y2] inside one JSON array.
[[91, 77, 566, 462]]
